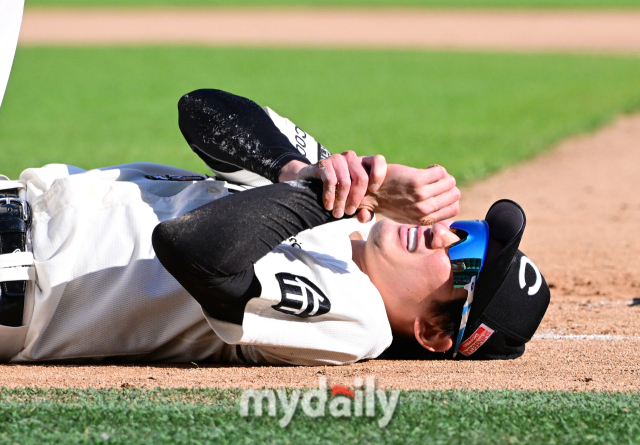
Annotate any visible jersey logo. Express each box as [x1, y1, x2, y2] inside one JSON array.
[[273, 273, 331, 318]]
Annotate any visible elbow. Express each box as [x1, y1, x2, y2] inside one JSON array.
[[152, 220, 184, 273], [178, 89, 227, 117], [178, 89, 229, 145]]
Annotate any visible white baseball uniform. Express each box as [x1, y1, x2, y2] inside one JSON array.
[[0, 109, 392, 365]]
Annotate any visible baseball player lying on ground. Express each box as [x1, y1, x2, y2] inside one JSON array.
[[0, 89, 550, 365]]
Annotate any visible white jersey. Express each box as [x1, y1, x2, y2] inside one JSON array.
[[0, 163, 392, 365]]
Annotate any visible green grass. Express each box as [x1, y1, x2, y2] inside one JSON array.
[[2, 48, 640, 181], [24, 0, 640, 8], [0, 388, 638, 444]]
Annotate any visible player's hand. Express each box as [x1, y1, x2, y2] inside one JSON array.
[[279, 152, 387, 222], [359, 164, 460, 225]]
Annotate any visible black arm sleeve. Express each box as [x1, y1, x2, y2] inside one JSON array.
[[152, 179, 346, 325], [178, 89, 311, 183]]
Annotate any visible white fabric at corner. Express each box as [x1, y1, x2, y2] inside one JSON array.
[[0, 0, 25, 108]]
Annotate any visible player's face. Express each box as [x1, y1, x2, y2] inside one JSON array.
[[364, 219, 465, 337]]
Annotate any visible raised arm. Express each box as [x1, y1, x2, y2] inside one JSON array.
[[178, 89, 311, 183], [179, 89, 460, 223]]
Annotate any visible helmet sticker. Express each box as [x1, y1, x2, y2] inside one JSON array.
[[519, 256, 542, 296], [458, 323, 495, 357]]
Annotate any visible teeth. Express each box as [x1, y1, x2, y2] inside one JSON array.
[[408, 228, 418, 252]]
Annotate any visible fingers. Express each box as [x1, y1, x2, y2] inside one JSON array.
[[416, 186, 461, 223], [409, 169, 457, 223], [422, 200, 460, 223], [356, 208, 374, 224], [332, 154, 351, 218], [317, 160, 338, 212], [344, 151, 369, 217], [356, 162, 460, 224], [361, 155, 387, 193], [415, 173, 457, 202], [320, 151, 382, 218], [411, 164, 449, 188]]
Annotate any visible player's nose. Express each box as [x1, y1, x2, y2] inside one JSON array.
[[429, 222, 461, 250]]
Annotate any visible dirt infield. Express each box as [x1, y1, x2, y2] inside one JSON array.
[[1, 114, 639, 391], [19, 8, 640, 54]]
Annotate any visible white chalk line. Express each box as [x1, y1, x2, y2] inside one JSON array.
[[534, 333, 640, 341]]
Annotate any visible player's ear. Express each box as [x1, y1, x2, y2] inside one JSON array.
[[414, 317, 453, 353]]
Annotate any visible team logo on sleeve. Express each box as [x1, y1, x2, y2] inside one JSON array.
[[318, 143, 331, 161], [272, 273, 331, 318]]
